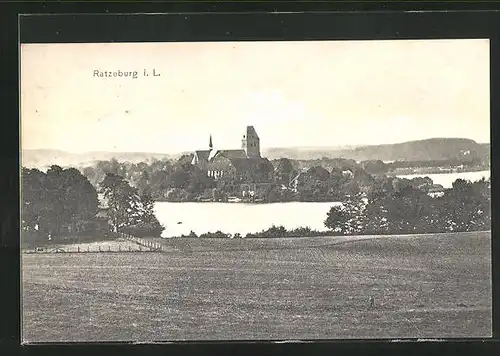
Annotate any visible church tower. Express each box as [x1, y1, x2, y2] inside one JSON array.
[[241, 126, 261, 158]]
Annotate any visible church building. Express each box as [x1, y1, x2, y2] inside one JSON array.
[[191, 126, 274, 183]]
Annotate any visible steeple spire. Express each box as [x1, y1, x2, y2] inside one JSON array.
[[209, 134, 213, 150]]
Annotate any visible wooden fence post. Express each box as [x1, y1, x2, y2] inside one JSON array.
[[77, 246, 80, 253]]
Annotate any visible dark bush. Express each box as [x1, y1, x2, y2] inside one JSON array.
[[121, 222, 164, 237], [245, 225, 331, 238], [199, 230, 231, 238]]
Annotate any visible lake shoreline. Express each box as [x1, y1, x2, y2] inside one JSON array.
[[153, 170, 490, 204], [387, 166, 489, 175]]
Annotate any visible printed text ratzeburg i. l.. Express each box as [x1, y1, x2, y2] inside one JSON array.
[[93, 69, 161, 79]]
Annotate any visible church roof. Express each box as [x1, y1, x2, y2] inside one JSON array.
[[211, 149, 247, 161], [195, 150, 211, 162], [220, 149, 247, 159], [229, 157, 272, 172]]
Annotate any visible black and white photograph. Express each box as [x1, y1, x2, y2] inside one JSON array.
[[20, 39, 491, 342]]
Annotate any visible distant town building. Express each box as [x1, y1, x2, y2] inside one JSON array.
[[191, 126, 274, 183], [427, 184, 445, 198]]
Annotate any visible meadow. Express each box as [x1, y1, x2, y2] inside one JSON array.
[[23, 238, 147, 253], [21, 231, 492, 342]]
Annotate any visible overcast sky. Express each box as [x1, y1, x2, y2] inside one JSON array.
[[21, 39, 490, 154]]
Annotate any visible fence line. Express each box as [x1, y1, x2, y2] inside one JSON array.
[[23, 232, 165, 254], [119, 232, 163, 252]]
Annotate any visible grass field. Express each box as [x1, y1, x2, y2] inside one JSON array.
[[23, 238, 148, 253], [21, 231, 492, 342]]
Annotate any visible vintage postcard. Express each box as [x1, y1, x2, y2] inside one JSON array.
[[20, 39, 491, 342]]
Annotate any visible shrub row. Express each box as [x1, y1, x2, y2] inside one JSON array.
[[174, 225, 333, 239]]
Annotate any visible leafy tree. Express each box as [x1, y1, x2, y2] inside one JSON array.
[[216, 174, 239, 197], [324, 204, 349, 233], [125, 191, 164, 237], [136, 170, 150, 194], [409, 176, 433, 190], [100, 172, 164, 236], [21, 165, 98, 239], [274, 158, 294, 183], [100, 173, 138, 231], [470, 178, 491, 230], [262, 184, 281, 203], [178, 154, 194, 165], [187, 167, 216, 195], [21, 167, 48, 233], [361, 160, 389, 175], [307, 166, 330, 182], [382, 187, 430, 233], [296, 166, 332, 201], [149, 170, 170, 198], [212, 187, 228, 202], [324, 195, 367, 235], [437, 178, 491, 232], [168, 169, 190, 189], [59, 167, 99, 232], [82, 166, 104, 187], [109, 158, 121, 175], [166, 188, 189, 202], [260, 160, 275, 182]]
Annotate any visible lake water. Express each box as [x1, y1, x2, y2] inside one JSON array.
[[396, 170, 490, 189], [154, 170, 490, 238], [154, 202, 341, 238]]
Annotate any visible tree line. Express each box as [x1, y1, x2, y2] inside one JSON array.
[[21, 165, 164, 244], [22, 166, 99, 241], [324, 177, 490, 235], [80, 156, 386, 203], [79, 156, 489, 205]]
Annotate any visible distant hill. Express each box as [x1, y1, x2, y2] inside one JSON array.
[[264, 138, 490, 164], [21, 149, 178, 170], [476, 143, 491, 164], [21, 138, 490, 170]]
